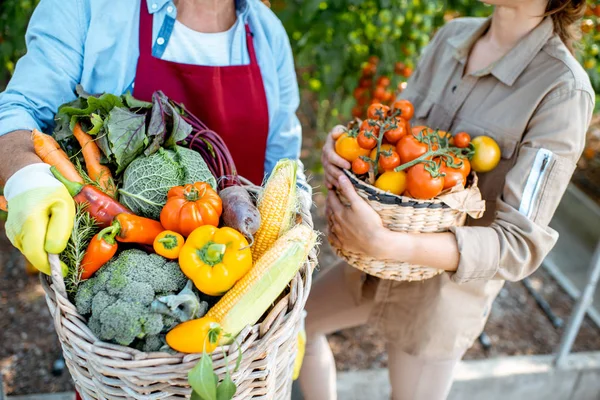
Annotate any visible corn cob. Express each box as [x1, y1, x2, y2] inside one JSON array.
[[207, 224, 316, 341], [252, 159, 298, 263]]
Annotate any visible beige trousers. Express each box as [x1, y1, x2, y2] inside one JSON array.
[[298, 262, 463, 400]]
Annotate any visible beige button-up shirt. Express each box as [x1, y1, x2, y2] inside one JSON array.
[[347, 17, 595, 358]]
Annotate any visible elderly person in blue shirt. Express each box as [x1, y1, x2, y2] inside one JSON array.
[[0, 0, 309, 280]]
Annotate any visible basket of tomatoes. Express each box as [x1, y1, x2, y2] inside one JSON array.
[[332, 100, 498, 282]]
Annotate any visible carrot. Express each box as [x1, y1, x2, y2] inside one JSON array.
[[0, 195, 7, 212], [31, 129, 83, 184], [73, 123, 116, 197]]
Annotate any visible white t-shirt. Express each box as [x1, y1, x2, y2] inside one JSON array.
[[161, 19, 238, 66]]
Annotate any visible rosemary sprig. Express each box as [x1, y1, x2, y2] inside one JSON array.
[[60, 202, 99, 293]]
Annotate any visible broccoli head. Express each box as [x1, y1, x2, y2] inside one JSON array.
[[74, 249, 194, 348]]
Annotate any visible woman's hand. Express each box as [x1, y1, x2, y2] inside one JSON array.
[[326, 174, 388, 257], [322, 125, 351, 189]]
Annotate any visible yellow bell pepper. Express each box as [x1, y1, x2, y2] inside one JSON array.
[[166, 316, 222, 354], [293, 310, 307, 380], [179, 225, 252, 296]]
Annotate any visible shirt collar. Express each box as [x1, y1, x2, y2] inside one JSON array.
[[147, 0, 248, 15], [448, 16, 554, 86]]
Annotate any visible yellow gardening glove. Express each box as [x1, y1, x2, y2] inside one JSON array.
[[4, 163, 75, 275], [293, 310, 307, 380]]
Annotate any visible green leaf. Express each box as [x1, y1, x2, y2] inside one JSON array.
[[88, 113, 104, 136], [216, 375, 236, 400], [123, 91, 152, 109], [106, 107, 147, 173], [191, 391, 203, 400], [188, 354, 217, 400]]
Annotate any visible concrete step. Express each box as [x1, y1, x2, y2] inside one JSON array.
[[543, 183, 600, 326]]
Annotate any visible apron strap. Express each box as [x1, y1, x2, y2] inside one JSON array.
[[244, 24, 259, 66], [139, 0, 154, 56]]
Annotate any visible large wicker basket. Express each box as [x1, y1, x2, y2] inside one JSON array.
[[41, 179, 316, 399], [332, 169, 484, 282]]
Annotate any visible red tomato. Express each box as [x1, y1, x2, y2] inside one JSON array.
[[377, 76, 391, 87], [352, 157, 371, 175], [440, 156, 471, 189], [453, 132, 471, 148], [362, 63, 377, 77], [353, 87, 367, 100], [397, 135, 428, 164], [391, 99, 415, 120], [383, 118, 408, 143], [373, 86, 387, 101], [379, 150, 401, 171], [369, 56, 380, 65], [352, 106, 363, 118], [359, 77, 372, 88], [360, 119, 381, 135], [357, 130, 378, 150], [394, 62, 406, 75], [367, 103, 390, 120], [406, 163, 445, 200]]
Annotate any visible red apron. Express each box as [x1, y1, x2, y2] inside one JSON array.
[[133, 0, 270, 185]]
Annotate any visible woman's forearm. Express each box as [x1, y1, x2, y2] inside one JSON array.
[[377, 230, 460, 272]]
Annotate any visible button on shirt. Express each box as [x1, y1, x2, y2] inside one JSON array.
[[347, 17, 595, 358], [0, 0, 307, 187]]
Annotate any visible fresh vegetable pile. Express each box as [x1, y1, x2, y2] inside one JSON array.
[[19, 89, 317, 400], [335, 100, 501, 200]]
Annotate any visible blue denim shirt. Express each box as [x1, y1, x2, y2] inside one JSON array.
[[0, 0, 306, 185]]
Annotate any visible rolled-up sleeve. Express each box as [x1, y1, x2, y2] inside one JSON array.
[[0, 0, 85, 136], [451, 86, 594, 283]]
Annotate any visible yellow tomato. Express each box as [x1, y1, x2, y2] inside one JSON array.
[[369, 144, 396, 161], [470, 136, 501, 173], [374, 171, 407, 195], [335, 133, 370, 162]]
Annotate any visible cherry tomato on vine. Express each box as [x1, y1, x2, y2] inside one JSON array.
[[439, 156, 470, 189], [377, 76, 391, 87], [383, 118, 408, 143], [353, 87, 367, 100], [352, 157, 371, 175], [391, 99, 415, 120], [397, 134, 428, 164], [373, 86, 387, 101], [352, 106, 363, 118], [470, 136, 501, 173], [411, 125, 433, 136], [362, 63, 377, 77], [360, 119, 381, 135], [335, 133, 370, 162], [406, 163, 445, 200], [368, 56, 380, 65], [367, 103, 390, 120], [359, 78, 372, 88], [453, 132, 471, 148], [394, 62, 406, 75], [369, 144, 396, 161], [357, 129, 379, 150], [402, 66, 413, 78], [379, 150, 401, 171]]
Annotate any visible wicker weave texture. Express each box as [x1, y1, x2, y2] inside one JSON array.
[[332, 170, 479, 282], [41, 180, 316, 399]]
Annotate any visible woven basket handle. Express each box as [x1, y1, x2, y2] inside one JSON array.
[[48, 253, 68, 299]]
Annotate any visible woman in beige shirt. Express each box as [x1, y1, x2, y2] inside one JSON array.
[[299, 0, 595, 399]]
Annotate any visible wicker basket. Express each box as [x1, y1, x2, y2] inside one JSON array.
[[332, 169, 484, 282], [41, 179, 317, 399]]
